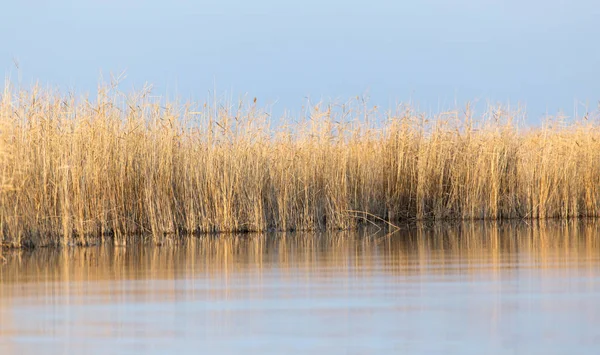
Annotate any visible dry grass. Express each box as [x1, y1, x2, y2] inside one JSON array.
[[0, 83, 599, 247]]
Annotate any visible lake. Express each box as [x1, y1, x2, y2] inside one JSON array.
[[1, 222, 600, 354]]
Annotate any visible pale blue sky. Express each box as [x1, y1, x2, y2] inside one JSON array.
[[1, 0, 599, 121]]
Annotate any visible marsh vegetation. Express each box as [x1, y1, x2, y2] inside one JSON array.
[[1, 83, 599, 247]]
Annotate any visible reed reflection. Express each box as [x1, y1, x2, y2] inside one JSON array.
[[1, 221, 599, 286]]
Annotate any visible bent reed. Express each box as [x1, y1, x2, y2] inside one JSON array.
[[0, 83, 599, 247]]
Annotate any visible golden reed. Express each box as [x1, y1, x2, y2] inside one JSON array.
[[0, 83, 599, 247]]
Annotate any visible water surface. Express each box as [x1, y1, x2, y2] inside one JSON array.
[[1, 222, 600, 354]]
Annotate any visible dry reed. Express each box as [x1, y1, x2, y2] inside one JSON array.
[[1, 83, 599, 247]]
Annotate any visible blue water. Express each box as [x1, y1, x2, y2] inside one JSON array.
[[1, 225, 600, 354]]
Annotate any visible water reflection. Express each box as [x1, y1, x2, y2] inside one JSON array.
[[1, 221, 600, 354]]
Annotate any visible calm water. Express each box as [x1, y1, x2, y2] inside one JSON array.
[[1, 222, 600, 354]]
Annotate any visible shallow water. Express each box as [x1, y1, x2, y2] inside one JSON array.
[[1, 222, 600, 355]]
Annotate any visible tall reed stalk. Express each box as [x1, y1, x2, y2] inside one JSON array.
[[1, 83, 599, 247]]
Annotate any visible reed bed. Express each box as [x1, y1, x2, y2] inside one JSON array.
[[0, 83, 599, 247]]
